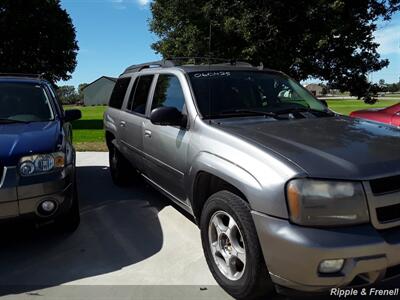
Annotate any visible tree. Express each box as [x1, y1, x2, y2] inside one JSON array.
[[0, 0, 79, 82], [149, 0, 400, 101], [387, 83, 400, 93], [57, 85, 79, 105], [78, 83, 89, 101]]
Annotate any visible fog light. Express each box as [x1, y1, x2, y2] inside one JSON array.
[[41, 201, 56, 212], [319, 259, 345, 274]]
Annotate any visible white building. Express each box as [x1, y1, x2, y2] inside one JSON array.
[[82, 76, 116, 106]]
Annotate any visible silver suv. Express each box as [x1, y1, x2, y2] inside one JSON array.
[[104, 59, 400, 299]]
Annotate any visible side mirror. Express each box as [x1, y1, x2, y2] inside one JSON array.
[[150, 106, 185, 127], [320, 99, 328, 107], [64, 109, 82, 122]]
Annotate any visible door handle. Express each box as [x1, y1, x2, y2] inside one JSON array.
[[120, 121, 126, 127], [144, 130, 152, 138]]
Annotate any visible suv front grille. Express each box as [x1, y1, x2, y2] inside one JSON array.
[[364, 176, 400, 230], [370, 175, 400, 195]]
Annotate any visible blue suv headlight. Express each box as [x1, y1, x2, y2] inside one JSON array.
[[19, 152, 65, 176]]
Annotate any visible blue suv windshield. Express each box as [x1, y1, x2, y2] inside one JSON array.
[[188, 71, 328, 119], [0, 82, 54, 123]]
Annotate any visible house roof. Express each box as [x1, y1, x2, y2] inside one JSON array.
[[305, 83, 322, 89], [82, 76, 117, 91]]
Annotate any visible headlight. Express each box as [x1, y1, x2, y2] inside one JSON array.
[[19, 152, 65, 177], [286, 179, 369, 226]]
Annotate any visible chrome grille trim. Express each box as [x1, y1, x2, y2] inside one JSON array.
[[0, 167, 7, 189]]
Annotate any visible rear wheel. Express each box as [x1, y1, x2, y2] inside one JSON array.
[[109, 143, 134, 186], [200, 190, 275, 300]]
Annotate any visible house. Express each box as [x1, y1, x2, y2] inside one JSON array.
[[82, 76, 117, 106], [305, 83, 324, 97]]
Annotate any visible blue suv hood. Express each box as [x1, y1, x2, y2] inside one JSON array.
[[0, 121, 61, 166]]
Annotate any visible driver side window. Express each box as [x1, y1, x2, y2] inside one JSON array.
[[152, 74, 186, 113]]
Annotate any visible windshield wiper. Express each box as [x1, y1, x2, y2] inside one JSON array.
[[210, 109, 283, 119], [0, 118, 30, 124], [272, 107, 334, 117]]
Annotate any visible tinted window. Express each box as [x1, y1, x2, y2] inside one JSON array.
[[109, 77, 131, 109], [0, 82, 54, 122], [131, 75, 154, 114], [188, 71, 326, 118], [152, 75, 185, 112], [126, 77, 139, 111]]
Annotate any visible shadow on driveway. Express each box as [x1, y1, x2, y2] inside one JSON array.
[[0, 165, 166, 295]]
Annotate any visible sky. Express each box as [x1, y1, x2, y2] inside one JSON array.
[[60, 0, 400, 87]]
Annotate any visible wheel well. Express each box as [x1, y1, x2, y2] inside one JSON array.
[[105, 131, 115, 150], [192, 172, 248, 223]]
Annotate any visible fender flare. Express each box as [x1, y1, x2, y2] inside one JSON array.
[[187, 151, 263, 211]]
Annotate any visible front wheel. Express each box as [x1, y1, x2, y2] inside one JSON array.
[[200, 190, 275, 300]]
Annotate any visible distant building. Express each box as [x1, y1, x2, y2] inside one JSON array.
[[82, 76, 117, 106], [305, 83, 324, 96]]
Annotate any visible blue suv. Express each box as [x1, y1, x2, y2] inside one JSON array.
[[0, 74, 81, 232]]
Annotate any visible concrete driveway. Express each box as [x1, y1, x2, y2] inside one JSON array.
[[2, 152, 399, 300], [0, 152, 239, 300]]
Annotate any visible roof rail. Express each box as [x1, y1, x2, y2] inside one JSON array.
[[123, 57, 256, 74], [166, 57, 254, 67], [0, 73, 45, 79], [123, 60, 176, 74]]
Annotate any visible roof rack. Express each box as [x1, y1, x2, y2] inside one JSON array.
[[124, 60, 175, 73], [166, 57, 253, 67], [123, 57, 255, 74], [0, 73, 45, 79]]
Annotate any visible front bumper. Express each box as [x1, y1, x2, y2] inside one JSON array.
[[252, 211, 400, 292], [0, 165, 75, 221]]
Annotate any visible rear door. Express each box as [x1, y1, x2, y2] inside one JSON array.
[[142, 74, 191, 202], [109, 77, 132, 156], [121, 75, 154, 171]]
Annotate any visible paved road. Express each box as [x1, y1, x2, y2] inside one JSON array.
[[0, 152, 235, 300]]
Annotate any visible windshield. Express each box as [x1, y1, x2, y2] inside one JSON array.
[[188, 71, 328, 118], [0, 82, 54, 123]]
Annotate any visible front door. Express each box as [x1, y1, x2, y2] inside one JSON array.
[[142, 74, 191, 203]]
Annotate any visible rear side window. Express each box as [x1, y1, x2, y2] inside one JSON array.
[[152, 75, 185, 112], [109, 77, 131, 109], [126, 77, 139, 111], [130, 75, 154, 114]]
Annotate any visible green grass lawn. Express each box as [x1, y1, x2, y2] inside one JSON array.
[[65, 99, 399, 151], [64, 105, 107, 151], [326, 99, 399, 115]]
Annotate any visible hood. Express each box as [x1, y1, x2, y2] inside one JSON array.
[[0, 121, 61, 166], [216, 116, 400, 180]]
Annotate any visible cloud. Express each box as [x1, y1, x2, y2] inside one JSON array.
[[109, 0, 150, 9], [374, 23, 400, 55], [137, 0, 150, 6]]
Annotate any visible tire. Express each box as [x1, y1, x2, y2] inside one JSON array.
[[109, 143, 134, 187], [200, 190, 275, 300], [56, 184, 80, 233]]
